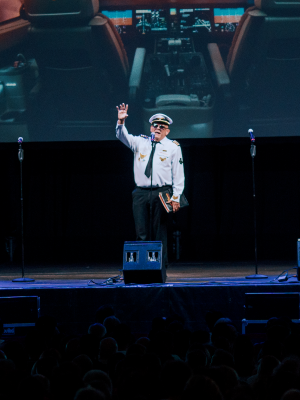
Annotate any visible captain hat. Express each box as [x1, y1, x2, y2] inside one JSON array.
[[149, 113, 173, 126]]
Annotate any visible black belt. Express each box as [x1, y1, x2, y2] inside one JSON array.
[[136, 185, 172, 191]]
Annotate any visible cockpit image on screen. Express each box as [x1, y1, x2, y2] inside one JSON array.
[[179, 8, 211, 34], [135, 9, 167, 34], [101, 10, 133, 26], [101, 10, 132, 35], [213, 8, 244, 33]]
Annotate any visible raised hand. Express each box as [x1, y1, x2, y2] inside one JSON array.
[[116, 103, 128, 124]]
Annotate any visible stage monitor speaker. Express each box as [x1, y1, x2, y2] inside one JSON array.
[[123, 241, 166, 284], [245, 293, 299, 320], [0, 296, 40, 336]]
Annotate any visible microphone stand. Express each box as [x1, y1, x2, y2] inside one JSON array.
[[149, 137, 155, 241], [12, 138, 35, 283], [246, 130, 267, 279]]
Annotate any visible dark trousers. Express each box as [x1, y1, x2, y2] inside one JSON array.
[[132, 186, 170, 266]]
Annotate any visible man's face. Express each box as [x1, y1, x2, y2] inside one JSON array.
[[150, 123, 170, 142]]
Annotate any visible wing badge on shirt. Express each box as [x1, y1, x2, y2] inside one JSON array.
[[138, 153, 147, 161], [159, 157, 166, 162]]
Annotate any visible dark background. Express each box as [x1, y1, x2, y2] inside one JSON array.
[[1, 136, 300, 266]]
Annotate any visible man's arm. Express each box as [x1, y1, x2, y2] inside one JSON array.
[[116, 103, 138, 151], [169, 145, 185, 212]]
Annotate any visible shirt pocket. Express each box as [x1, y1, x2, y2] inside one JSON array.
[[136, 151, 149, 162]]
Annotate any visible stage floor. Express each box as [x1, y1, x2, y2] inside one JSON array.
[[0, 261, 298, 337], [0, 260, 297, 288]]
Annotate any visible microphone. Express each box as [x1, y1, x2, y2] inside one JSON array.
[[248, 129, 255, 143], [18, 137, 24, 162], [151, 132, 155, 142]]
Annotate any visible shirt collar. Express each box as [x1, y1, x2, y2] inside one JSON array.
[[159, 137, 168, 144]]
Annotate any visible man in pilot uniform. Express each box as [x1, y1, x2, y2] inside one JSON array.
[[116, 103, 185, 266]]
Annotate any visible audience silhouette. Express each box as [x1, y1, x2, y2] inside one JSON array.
[[0, 304, 300, 400]]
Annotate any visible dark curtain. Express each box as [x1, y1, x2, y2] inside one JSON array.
[[1, 139, 300, 265]]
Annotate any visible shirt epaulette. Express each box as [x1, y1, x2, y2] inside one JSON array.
[[173, 140, 180, 146], [140, 135, 149, 139]]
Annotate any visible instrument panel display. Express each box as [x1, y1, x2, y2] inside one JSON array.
[[179, 8, 212, 33], [136, 9, 168, 33], [214, 8, 244, 32], [101, 7, 244, 36]]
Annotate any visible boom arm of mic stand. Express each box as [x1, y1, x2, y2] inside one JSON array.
[[149, 141, 154, 241]]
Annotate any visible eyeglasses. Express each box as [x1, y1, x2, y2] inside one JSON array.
[[152, 123, 168, 130]]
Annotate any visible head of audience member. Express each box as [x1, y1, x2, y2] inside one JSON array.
[[186, 348, 209, 375], [65, 337, 81, 361], [98, 337, 118, 364], [0, 359, 17, 398], [266, 317, 292, 343], [229, 381, 256, 400], [83, 370, 113, 396], [148, 317, 167, 339], [88, 324, 107, 339], [233, 335, 255, 378], [126, 343, 147, 357], [183, 375, 223, 400], [136, 337, 150, 349], [103, 316, 121, 338], [73, 354, 94, 378], [106, 351, 126, 384], [211, 319, 238, 352], [258, 339, 286, 362], [172, 329, 191, 360], [31, 356, 59, 378], [166, 314, 185, 331], [159, 360, 192, 400], [79, 334, 101, 362], [257, 355, 281, 379], [205, 311, 224, 332], [1, 340, 29, 371], [267, 356, 300, 400], [95, 306, 115, 325], [147, 329, 174, 365], [207, 365, 239, 399], [281, 389, 300, 400], [190, 329, 211, 345], [50, 361, 83, 400], [17, 374, 50, 400], [40, 348, 62, 363], [74, 387, 106, 400], [112, 323, 134, 352], [211, 348, 235, 369]]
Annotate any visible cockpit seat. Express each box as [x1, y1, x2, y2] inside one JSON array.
[[208, 0, 300, 137], [22, 0, 145, 133]]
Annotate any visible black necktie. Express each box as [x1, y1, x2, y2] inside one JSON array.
[[144, 142, 157, 178]]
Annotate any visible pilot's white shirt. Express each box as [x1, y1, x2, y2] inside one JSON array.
[[116, 123, 184, 202]]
